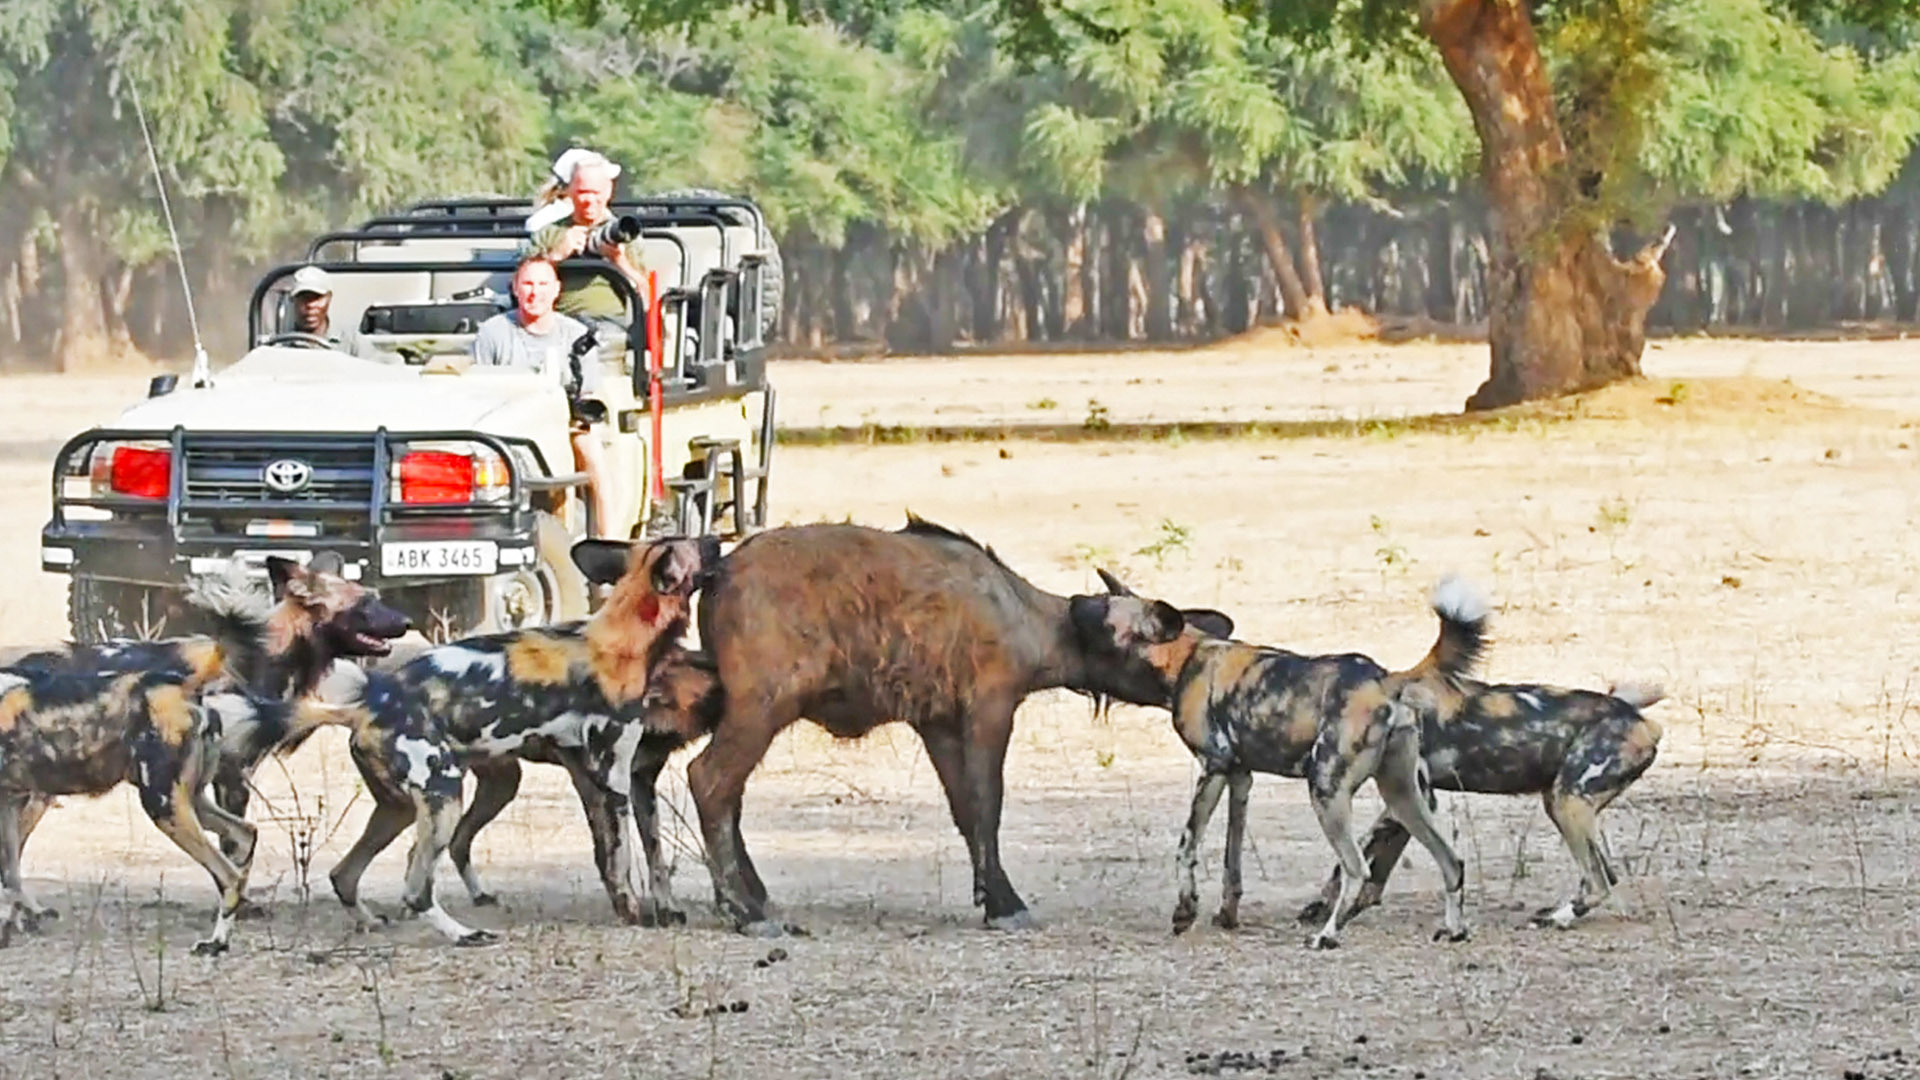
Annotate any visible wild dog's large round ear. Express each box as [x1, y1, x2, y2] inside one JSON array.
[[265, 556, 302, 600], [571, 539, 634, 585], [1181, 609, 1234, 639], [309, 551, 347, 577], [1146, 599, 1185, 643], [1096, 568, 1135, 596]]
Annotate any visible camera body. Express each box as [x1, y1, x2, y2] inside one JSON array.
[[583, 214, 643, 256]]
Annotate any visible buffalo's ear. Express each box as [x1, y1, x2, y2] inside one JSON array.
[[1096, 568, 1134, 596], [1182, 608, 1234, 639], [571, 539, 633, 585], [265, 557, 303, 601]]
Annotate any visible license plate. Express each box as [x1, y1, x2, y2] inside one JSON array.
[[381, 541, 498, 577]]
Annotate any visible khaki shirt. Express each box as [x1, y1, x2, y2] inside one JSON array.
[[521, 221, 643, 322]]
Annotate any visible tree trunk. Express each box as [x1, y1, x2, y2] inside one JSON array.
[[1231, 185, 1313, 320], [1884, 198, 1915, 321], [1058, 206, 1090, 338], [54, 204, 112, 371], [1422, 0, 1670, 410], [1142, 208, 1173, 341], [1297, 196, 1330, 314], [1426, 205, 1457, 321]]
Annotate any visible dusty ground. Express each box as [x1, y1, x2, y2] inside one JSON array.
[[2, 337, 1919, 1080]]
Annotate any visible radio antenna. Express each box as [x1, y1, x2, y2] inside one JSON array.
[[127, 74, 212, 388]]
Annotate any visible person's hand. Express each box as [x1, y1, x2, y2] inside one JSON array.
[[551, 225, 590, 260], [606, 242, 643, 286]]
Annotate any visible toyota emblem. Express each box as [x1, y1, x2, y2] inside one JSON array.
[[262, 458, 313, 493]]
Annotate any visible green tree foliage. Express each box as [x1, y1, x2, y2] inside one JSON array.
[[7, 0, 1920, 371], [542, 9, 990, 245]]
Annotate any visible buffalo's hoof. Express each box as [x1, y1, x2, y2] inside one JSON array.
[[1211, 909, 1240, 931], [191, 938, 229, 958], [456, 929, 499, 947], [986, 909, 1037, 932]]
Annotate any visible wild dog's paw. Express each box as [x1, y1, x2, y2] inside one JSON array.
[[1531, 902, 1582, 930], [1296, 899, 1331, 925], [470, 892, 501, 908], [456, 928, 499, 947], [738, 919, 789, 940], [1171, 898, 1199, 935], [191, 938, 230, 958], [641, 902, 688, 928], [1307, 933, 1341, 951], [1433, 926, 1471, 943]]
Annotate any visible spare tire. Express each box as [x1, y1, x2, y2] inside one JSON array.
[[646, 187, 782, 339]]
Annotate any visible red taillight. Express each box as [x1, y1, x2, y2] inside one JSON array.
[[397, 450, 473, 504], [110, 446, 172, 498]]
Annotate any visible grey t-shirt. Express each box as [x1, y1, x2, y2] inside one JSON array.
[[469, 311, 601, 394]]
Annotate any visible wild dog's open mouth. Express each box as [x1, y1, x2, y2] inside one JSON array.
[[352, 632, 396, 655]]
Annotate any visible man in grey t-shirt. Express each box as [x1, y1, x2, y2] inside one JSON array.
[[472, 257, 611, 536]]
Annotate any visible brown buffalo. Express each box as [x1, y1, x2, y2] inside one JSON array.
[[686, 515, 1230, 936]]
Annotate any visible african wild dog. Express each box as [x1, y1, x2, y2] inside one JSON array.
[[1071, 570, 1478, 949], [320, 535, 720, 945], [446, 642, 722, 924], [10, 555, 412, 861], [685, 516, 1230, 938], [0, 557, 408, 954], [1297, 576, 1665, 931]]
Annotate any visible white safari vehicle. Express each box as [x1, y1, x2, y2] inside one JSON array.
[[41, 195, 777, 641]]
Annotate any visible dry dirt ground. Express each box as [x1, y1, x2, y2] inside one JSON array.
[[2, 337, 1919, 1080]]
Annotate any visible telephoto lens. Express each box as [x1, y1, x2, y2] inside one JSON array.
[[585, 214, 643, 253]]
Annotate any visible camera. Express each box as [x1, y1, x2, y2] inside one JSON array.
[[583, 214, 643, 255]]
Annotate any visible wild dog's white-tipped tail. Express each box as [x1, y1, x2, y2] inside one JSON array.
[[1430, 573, 1490, 627], [1412, 573, 1490, 681], [1608, 681, 1666, 709], [184, 563, 273, 625]]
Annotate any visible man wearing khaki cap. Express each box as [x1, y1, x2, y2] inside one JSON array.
[[288, 265, 384, 360]]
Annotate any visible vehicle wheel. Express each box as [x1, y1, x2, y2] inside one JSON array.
[[67, 577, 197, 645]]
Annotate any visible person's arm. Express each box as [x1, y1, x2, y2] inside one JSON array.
[[470, 318, 506, 366], [519, 222, 578, 261]]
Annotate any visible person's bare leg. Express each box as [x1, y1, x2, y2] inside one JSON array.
[[571, 429, 613, 539]]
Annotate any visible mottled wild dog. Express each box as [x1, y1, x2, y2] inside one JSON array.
[[8, 555, 412, 860], [686, 515, 1228, 937], [1298, 576, 1665, 931], [322, 535, 720, 944], [0, 556, 408, 954], [1071, 570, 1478, 949]]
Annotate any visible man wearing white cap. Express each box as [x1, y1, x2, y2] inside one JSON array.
[[288, 266, 384, 360], [522, 149, 644, 337]]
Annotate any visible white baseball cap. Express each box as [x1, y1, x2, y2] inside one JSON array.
[[549, 147, 621, 187], [290, 265, 333, 297]]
